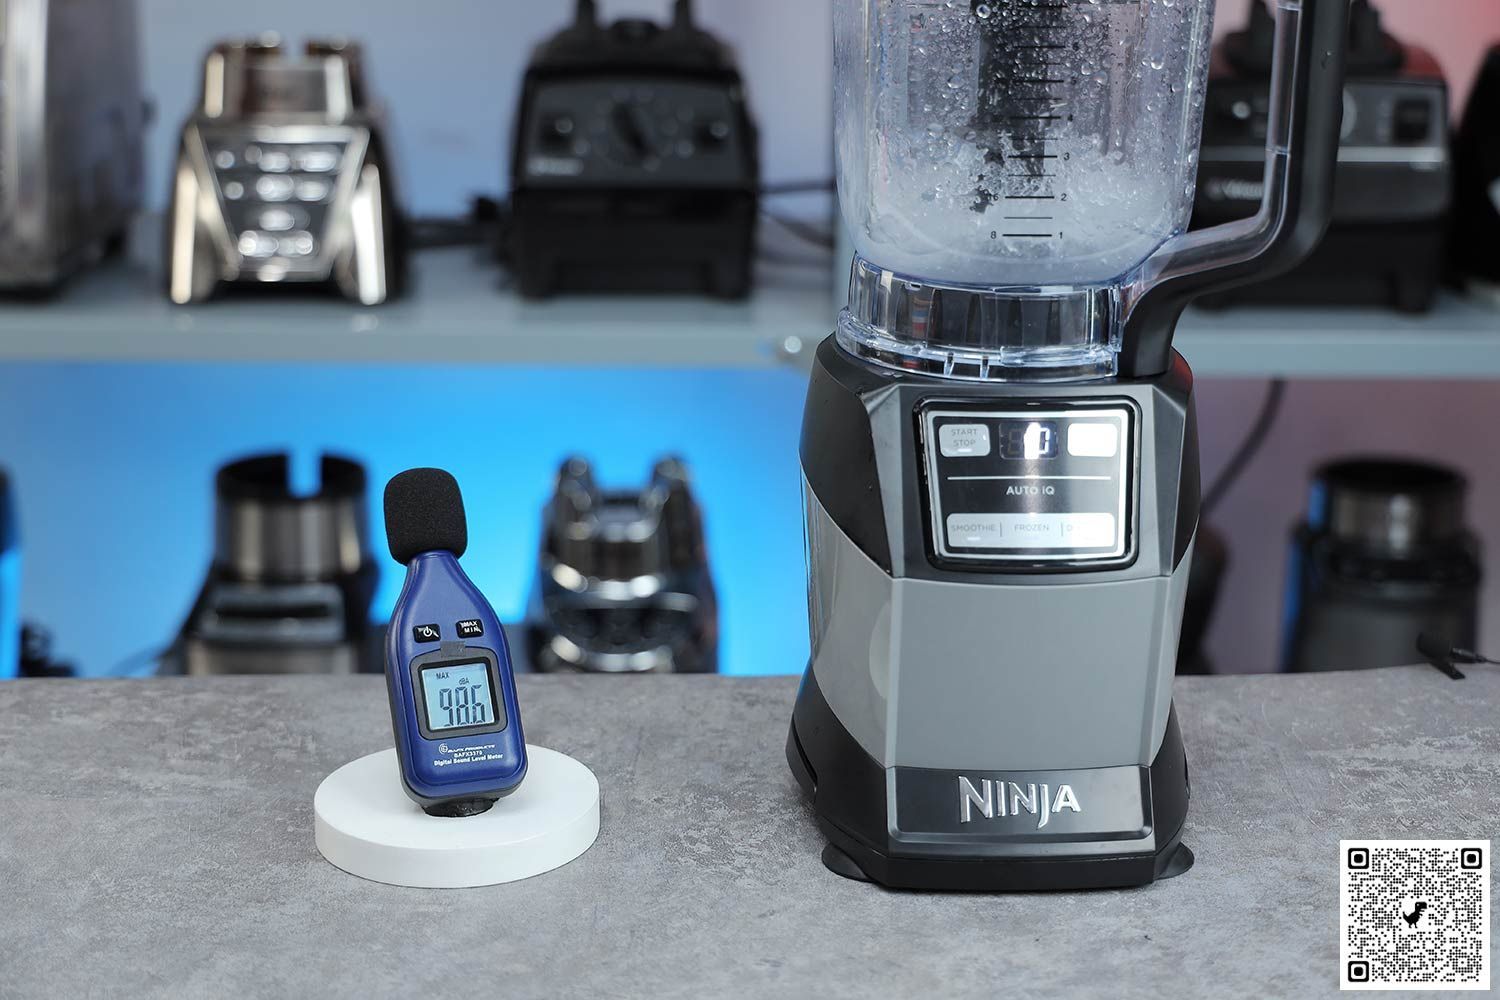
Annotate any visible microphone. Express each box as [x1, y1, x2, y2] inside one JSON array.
[[1416, 632, 1499, 680], [383, 468, 468, 565]]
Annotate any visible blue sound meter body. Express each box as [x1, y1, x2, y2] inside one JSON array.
[[386, 550, 527, 814]]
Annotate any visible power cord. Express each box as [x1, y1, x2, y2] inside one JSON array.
[[1417, 632, 1499, 680], [1202, 378, 1287, 516], [407, 196, 509, 253]]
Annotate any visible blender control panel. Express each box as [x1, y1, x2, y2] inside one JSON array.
[[920, 405, 1134, 566], [199, 129, 355, 277]]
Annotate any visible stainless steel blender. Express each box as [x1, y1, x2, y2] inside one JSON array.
[[787, 0, 1350, 890]]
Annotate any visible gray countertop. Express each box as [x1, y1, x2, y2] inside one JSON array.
[[1, 668, 1495, 999]]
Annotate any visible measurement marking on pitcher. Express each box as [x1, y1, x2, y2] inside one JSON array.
[[987, 0, 1072, 241]]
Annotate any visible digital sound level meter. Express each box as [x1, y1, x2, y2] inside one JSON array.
[[383, 469, 527, 816]]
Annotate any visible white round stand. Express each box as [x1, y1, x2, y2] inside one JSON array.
[[314, 746, 599, 888]]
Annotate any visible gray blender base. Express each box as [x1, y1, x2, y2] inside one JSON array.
[[787, 669, 1193, 891]]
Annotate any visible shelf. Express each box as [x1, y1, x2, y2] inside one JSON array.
[[0, 239, 834, 370], [1176, 291, 1500, 380], [2, 232, 1499, 379]]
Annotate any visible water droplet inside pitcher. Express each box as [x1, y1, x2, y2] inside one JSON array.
[[974, 3, 992, 19]]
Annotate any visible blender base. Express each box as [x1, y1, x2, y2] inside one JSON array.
[[815, 840, 1195, 889], [787, 670, 1193, 892]]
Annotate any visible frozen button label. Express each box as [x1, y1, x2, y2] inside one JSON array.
[[946, 513, 1118, 550], [1067, 422, 1120, 458], [938, 424, 991, 458]]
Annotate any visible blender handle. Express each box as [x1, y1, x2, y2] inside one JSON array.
[[1118, 0, 1353, 379]]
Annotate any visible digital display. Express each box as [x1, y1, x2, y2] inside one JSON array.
[[998, 420, 1060, 460], [419, 661, 497, 732], [923, 406, 1133, 564]]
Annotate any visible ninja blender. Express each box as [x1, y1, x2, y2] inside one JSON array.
[[787, 0, 1350, 890]]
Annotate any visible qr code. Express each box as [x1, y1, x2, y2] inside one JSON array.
[[1341, 840, 1490, 990]]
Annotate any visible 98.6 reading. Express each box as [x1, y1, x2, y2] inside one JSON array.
[[438, 682, 488, 728], [420, 661, 495, 732]]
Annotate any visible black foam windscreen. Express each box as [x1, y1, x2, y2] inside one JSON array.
[[384, 468, 468, 564]]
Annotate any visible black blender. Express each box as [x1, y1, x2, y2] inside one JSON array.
[[787, 0, 1350, 890]]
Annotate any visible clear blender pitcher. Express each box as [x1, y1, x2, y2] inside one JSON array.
[[836, 0, 1326, 380]]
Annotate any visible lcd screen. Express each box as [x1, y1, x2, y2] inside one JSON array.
[[419, 661, 497, 732]]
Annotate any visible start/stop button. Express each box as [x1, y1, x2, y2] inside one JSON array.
[[938, 424, 991, 458]]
